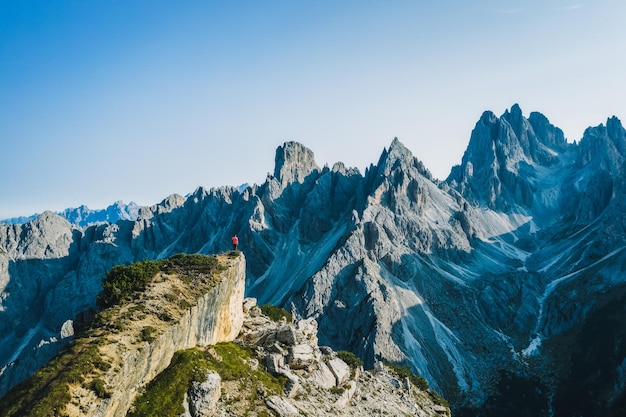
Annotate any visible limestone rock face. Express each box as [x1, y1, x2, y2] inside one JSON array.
[[266, 395, 300, 417], [273, 141, 320, 189], [188, 371, 221, 417], [88, 256, 245, 417]]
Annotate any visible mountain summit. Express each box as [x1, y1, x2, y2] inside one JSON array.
[[1, 105, 626, 416], [447, 104, 572, 213]]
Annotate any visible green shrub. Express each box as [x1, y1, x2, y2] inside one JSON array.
[[97, 260, 162, 309], [129, 343, 285, 417], [89, 378, 111, 399], [385, 363, 448, 406], [337, 351, 364, 369], [385, 362, 430, 391], [163, 292, 178, 303], [430, 390, 450, 408], [96, 254, 222, 310], [140, 326, 157, 343], [161, 253, 220, 276], [330, 386, 345, 395], [259, 304, 292, 323]]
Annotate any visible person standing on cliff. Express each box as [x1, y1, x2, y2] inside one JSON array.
[[231, 234, 239, 251]]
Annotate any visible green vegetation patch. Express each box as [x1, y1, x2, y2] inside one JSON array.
[[140, 326, 157, 343], [385, 362, 449, 407], [385, 362, 429, 391], [0, 338, 109, 417], [259, 304, 293, 323], [97, 253, 223, 310], [337, 350, 364, 369], [129, 343, 285, 417], [160, 253, 222, 278], [89, 378, 111, 399], [97, 260, 162, 309], [0, 253, 227, 417]]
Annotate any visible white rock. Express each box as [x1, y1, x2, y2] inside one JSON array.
[[309, 361, 337, 389], [328, 357, 351, 386], [188, 371, 221, 417], [276, 325, 297, 345], [266, 395, 299, 417], [288, 344, 316, 370], [242, 297, 257, 313], [335, 380, 357, 407], [60, 319, 74, 339]]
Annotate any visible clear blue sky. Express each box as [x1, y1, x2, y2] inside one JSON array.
[[1, 0, 625, 219]]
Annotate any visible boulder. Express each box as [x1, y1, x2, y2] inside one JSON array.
[[266, 395, 299, 417], [328, 358, 351, 386], [266, 352, 285, 375], [288, 344, 316, 370], [188, 371, 221, 417], [242, 297, 257, 313], [309, 361, 337, 389], [276, 325, 297, 346], [335, 380, 357, 407]]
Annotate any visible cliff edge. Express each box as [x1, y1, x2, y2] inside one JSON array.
[[0, 252, 245, 417]]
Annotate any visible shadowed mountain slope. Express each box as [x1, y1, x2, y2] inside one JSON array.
[[1, 106, 625, 416]]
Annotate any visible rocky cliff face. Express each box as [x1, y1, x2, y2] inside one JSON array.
[[0, 253, 245, 417], [81, 254, 245, 417], [1, 106, 626, 416], [447, 103, 572, 214]]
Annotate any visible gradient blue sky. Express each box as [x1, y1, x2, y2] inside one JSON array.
[[1, 1, 625, 219]]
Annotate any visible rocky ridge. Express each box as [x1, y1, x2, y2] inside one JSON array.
[[1, 201, 141, 227], [2, 105, 626, 416], [181, 297, 450, 417], [0, 253, 245, 417]]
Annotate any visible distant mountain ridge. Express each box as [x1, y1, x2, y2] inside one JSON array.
[[1, 201, 141, 227], [1, 105, 625, 417]]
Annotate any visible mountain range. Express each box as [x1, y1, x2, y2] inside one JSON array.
[[1, 201, 141, 227], [1, 104, 625, 416]]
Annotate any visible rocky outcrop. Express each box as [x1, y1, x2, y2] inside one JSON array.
[[182, 297, 450, 417], [85, 255, 245, 417], [0, 254, 245, 417]]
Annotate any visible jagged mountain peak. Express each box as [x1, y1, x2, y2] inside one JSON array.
[[502, 103, 524, 131], [375, 137, 432, 181], [528, 111, 568, 152], [272, 141, 321, 187], [2, 201, 142, 227], [607, 115, 625, 140], [0, 210, 75, 264], [577, 116, 626, 173], [478, 109, 498, 124], [138, 193, 186, 220], [447, 105, 571, 211]]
